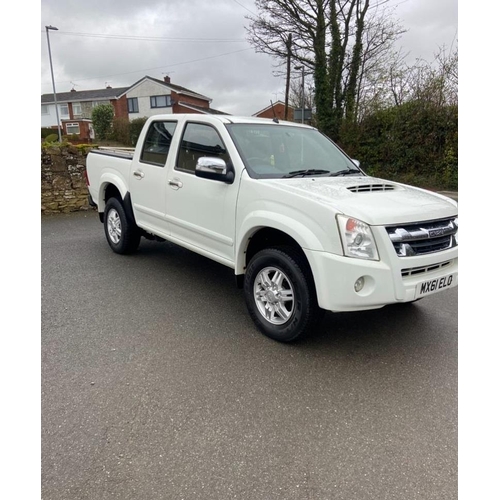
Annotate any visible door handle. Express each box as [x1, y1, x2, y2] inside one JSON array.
[[168, 179, 183, 189], [133, 170, 144, 179]]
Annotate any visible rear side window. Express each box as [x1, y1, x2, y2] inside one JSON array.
[[140, 121, 177, 166], [176, 122, 230, 173]]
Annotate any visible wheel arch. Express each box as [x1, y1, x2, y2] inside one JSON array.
[[236, 213, 324, 275], [97, 173, 128, 213], [235, 218, 324, 298], [98, 177, 135, 225]]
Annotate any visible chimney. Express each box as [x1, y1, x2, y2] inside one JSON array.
[[70, 88, 76, 92], [164, 75, 171, 84]]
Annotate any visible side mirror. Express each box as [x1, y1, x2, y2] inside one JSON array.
[[351, 159, 361, 168], [195, 157, 234, 184]]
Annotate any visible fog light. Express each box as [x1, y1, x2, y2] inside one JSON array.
[[354, 277, 365, 293]]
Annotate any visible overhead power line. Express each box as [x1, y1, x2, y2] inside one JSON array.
[[230, 0, 258, 16], [42, 47, 254, 89], [40, 30, 246, 43]]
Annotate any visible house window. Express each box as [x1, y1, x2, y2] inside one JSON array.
[[150, 95, 172, 108], [41, 105, 49, 115], [66, 123, 80, 135], [127, 98, 139, 113], [73, 103, 82, 116], [60, 104, 69, 117]]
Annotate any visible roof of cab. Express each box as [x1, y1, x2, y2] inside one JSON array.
[[154, 113, 315, 128]]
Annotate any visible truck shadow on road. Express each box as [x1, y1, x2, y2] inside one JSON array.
[[134, 240, 455, 357]]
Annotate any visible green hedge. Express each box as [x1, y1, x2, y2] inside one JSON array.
[[42, 128, 58, 139], [130, 117, 148, 146], [338, 102, 458, 190], [108, 116, 148, 147]]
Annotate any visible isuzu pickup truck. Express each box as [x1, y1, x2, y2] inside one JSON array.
[[86, 114, 458, 342]]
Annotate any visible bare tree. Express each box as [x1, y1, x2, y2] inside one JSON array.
[[246, 0, 403, 138], [354, 7, 406, 119], [288, 76, 315, 110], [382, 43, 458, 109]]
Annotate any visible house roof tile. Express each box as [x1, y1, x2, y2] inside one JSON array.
[[177, 101, 230, 115], [127, 76, 211, 102], [41, 87, 130, 104]]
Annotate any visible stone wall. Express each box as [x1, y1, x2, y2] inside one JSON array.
[[41, 145, 95, 214]]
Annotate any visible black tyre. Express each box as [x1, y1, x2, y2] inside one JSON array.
[[244, 246, 323, 342], [103, 197, 141, 254]]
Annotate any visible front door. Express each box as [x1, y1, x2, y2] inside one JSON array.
[[165, 121, 238, 264]]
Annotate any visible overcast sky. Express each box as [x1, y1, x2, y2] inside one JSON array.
[[40, 0, 457, 116]]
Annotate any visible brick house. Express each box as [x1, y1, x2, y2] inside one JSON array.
[[41, 76, 228, 142], [124, 75, 228, 119], [41, 86, 129, 135], [253, 101, 295, 121]]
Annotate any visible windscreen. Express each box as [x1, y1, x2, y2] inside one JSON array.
[[226, 123, 360, 178]]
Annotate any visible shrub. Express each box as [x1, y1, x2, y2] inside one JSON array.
[[130, 117, 148, 146], [338, 102, 458, 190], [45, 133, 59, 143], [110, 117, 132, 146], [62, 134, 81, 144], [42, 128, 58, 139], [91, 104, 115, 140]]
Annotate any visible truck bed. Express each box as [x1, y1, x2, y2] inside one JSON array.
[[89, 149, 134, 160]]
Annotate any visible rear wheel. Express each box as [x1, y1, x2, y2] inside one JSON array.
[[244, 247, 323, 342], [104, 197, 141, 254]]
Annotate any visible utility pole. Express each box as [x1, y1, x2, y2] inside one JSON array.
[[46, 25, 62, 142], [284, 34, 292, 121], [294, 65, 305, 124]]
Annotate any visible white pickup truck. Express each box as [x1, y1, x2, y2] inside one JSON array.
[[86, 114, 458, 342]]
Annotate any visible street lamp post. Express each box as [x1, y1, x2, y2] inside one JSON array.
[[45, 25, 62, 142], [294, 65, 305, 124]]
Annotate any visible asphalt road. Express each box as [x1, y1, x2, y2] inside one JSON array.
[[42, 212, 458, 500]]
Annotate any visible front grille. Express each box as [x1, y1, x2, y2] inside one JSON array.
[[347, 184, 395, 193], [401, 260, 453, 278], [386, 217, 458, 257]]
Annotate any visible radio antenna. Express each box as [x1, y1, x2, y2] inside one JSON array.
[[270, 100, 279, 123]]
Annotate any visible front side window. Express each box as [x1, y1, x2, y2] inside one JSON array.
[[150, 95, 172, 108], [66, 123, 80, 135], [176, 122, 230, 173], [41, 105, 49, 115], [127, 98, 139, 113], [140, 121, 177, 166]]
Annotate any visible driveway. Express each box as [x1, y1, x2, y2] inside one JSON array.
[[42, 212, 458, 500]]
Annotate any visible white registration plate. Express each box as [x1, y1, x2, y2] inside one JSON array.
[[415, 273, 458, 298]]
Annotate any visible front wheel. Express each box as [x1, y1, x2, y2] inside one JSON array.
[[244, 247, 323, 342], [104, 197, 141, 254]]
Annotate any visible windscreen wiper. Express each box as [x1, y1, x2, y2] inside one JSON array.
[[283, 169, 331, 178], [329, 169, 362, 177]]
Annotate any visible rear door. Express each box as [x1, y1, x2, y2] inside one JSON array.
[[129, 119, 179, 237]]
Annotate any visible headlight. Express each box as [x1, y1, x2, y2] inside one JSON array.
[[337, 215, 379, 260]]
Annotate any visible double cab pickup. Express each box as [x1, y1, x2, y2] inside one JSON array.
[[86, 114, 458, 342]]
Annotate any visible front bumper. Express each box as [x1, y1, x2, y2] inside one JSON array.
[[304, 247, 458, 312]]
